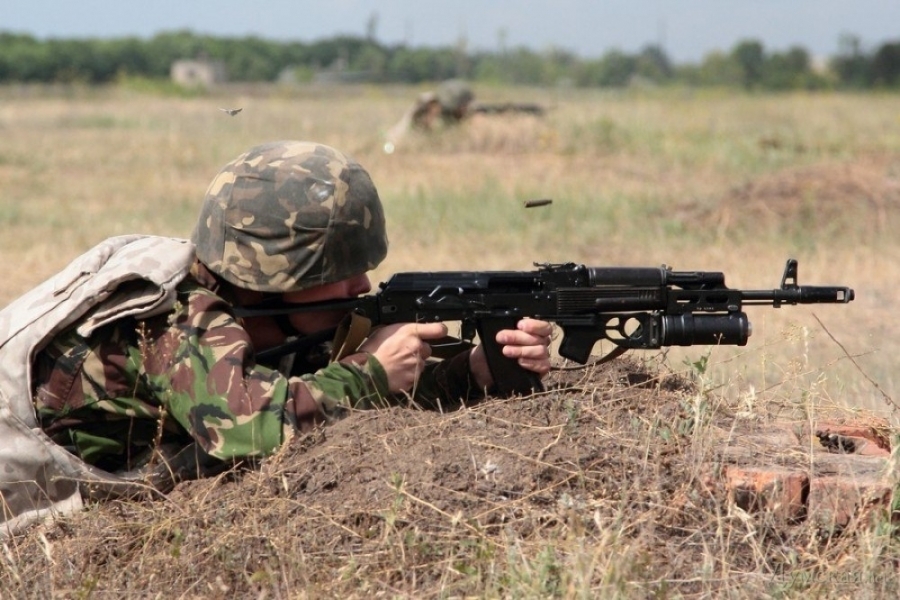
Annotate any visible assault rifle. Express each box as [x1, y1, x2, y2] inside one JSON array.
[[246, 259, 854, 396]]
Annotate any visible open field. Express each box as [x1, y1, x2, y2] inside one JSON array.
[[1, 83, 900, 597], [0, 82, 896, 416]]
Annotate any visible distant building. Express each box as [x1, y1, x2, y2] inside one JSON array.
[[311, 55, 374, 84], [170, 59, 227, 88]]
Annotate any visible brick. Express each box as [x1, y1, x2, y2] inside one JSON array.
[[724, 465, 808, 522], [716, 425, 807, 470], [814, 422, 891, 454], [821, 434, 891, 457], [807, 474, 892, 531], [811, 452, 890, 479], [711, 419, 895, 531]]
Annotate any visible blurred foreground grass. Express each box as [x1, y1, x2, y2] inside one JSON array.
[[0, 83, 896, 419]]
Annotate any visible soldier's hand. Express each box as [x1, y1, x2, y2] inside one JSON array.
[[357, 323, 448, 393], [469, 318, 553, 389]]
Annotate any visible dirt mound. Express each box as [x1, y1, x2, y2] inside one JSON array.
[[680, 157, 900, 239], [3, 358, 898, 598]]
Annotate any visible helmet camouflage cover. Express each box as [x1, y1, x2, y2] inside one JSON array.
[[192, 141, 388, 293], [436, 79, 474, 112]]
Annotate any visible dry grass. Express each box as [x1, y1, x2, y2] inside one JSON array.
[[3, 358, 898, 598], [1, 83, 899, 597], [0, 83, 895, 415]]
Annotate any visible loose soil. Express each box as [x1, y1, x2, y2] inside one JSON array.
[[5, 357, 896, 598]]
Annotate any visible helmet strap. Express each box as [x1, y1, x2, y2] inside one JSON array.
[[227, 287, 301, 338], [273, 313, 300, 337]]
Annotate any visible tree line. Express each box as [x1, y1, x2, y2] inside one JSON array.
[[1, 30, 898, 90]]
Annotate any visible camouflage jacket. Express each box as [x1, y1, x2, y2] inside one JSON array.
[[0, 235, 196, 535], [33, 262, 482, 472]]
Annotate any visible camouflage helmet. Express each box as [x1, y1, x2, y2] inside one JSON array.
[[436, 79, 474, 114], [191, 141, 388, 293]]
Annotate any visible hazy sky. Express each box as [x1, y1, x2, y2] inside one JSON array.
[[3, 0, 898, 63]]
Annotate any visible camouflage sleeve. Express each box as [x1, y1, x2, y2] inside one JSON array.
[[286, 347, 482, 422], [410, 349, 489, 411], [36, 276, 487, 467], [35, 281, 391, 467], [288, 355, 392, 426], [135, 289, 293, 460], [140, 285, 392, 459]]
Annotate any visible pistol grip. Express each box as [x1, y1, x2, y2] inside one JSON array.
[[476, 317, 545, 397]]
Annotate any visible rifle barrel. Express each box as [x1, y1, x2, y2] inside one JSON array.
[[741, 286, 855, 305]]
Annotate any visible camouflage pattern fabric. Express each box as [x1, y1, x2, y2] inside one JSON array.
[[192, 141, 388, 293], [33, 260, 482, 471], [0, 235, 195, 427], [435, 79, 475, 117], [0, 235, 196, 535], [0, 134, 478, 532], [33, 266, 394, 469]]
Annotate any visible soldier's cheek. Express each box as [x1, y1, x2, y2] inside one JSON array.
[[288, 310, 349, 336]]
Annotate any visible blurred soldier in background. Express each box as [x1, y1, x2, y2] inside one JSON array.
[[384, 79, 545, 152]]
